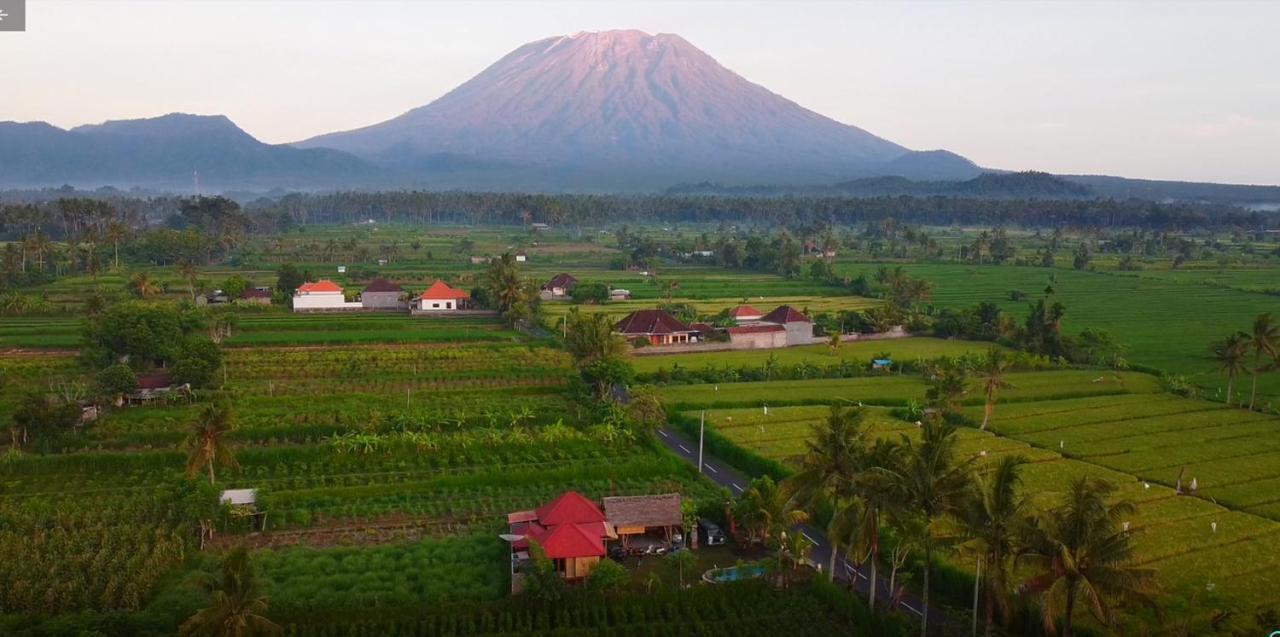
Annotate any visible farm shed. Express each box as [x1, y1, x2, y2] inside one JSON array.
[[603, 494, 683, 550], [727, 323, 787, 349], [360, 278, 405, 310], [614, 309, 698, 346]]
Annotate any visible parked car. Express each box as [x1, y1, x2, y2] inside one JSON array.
[[698, 519, 726, 546]]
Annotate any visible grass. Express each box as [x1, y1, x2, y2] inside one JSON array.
[[631, 337, 998, 374]]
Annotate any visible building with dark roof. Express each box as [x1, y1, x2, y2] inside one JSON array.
[[540, 273, 578, 299], [614, 309, 698, 346], [603, 494, 683, 550], [761, 305, 814, 346], [360, 278, 405, 310]]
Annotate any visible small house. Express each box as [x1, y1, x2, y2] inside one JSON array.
[[727, 323, 787, 349], [540, 273, 577, 300], [293, 280, 362, 311], [469, 255, 491, 265], [609, 288, 631, 301], [515, 251, 528, 263], [239, 288, 272, 305], [531, 222, 550, 232], [603, 494, 683, 552], [729, 304, 764, 324], [507, 492, 609, 587], [761, 305, 814, 345], [360, 278, 404, 310], [415, 280, 470, 311], [614, 309, 698, 346]]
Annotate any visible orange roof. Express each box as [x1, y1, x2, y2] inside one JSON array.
[[535, 491, 606, 526], [297, 280, 342, 293], [420, 280, 470, 300], [730, 304, 763, 318]]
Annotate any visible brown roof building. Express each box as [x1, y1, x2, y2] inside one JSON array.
[[614, 310, 697, 346], [603, 494, 684, 550]]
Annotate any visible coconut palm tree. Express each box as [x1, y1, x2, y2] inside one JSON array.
[[1211, 332, 1249, 407], [785, 406, 867, 580], [1018, 477, 1157, 637], [184, 402, 239, 485], [735, 474, 808, 545], [881, 419, 975, 637], [180, 545, 279, 637], [978, 347, 1013, 430], [106, 221, 127, 270], [957, 456, 1033, 636], [1244, 313, 1279, 411], [128, 271, 161, 298]]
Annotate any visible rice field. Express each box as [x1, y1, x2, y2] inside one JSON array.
[[631, 337, 998, 374], [672, 369, 1280, 614]]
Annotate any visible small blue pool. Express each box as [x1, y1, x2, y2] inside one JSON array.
[[703, 564, 766, 583]]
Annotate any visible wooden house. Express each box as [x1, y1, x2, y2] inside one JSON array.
[[603, 494, 683, 551], [508, 492, 609, 584]]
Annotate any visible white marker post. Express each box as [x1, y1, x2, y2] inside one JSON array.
[[698, 410, 705, 473]]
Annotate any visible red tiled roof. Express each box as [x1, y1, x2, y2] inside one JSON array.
[[420, 280, 470, 300], [534, 522, 606, 560], [727, 324, 785, 335], [240, 288, 271, 299], [363, 278, 402, 293], [730, 305, 763, 318], [536, 491, 605, 526], [298, 280, 342, 294], [614, 310, 693, 336], [762, 305, 812, 324], [689, 322, 716, 333]]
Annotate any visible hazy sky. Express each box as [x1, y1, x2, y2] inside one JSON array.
[[4, 0, 1278, 184]]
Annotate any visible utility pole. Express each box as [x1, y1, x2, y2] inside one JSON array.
[[697, 410, 705, 473]]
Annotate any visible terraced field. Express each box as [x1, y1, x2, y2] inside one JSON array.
[[631, 337, 997, 375], [671, 370, 1280, 615]]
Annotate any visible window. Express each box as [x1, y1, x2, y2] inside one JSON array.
[[432, 303, 440, 308]]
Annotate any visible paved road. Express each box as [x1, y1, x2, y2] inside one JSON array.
[[657, 425, 953, 633]]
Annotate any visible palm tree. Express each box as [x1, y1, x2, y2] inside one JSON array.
[[178, 259, 200, 302], [1244, 313, 1279, 411], [786, 406, 867, 581], [735, 475, 808, 546], [180, 545, 280, 637], [978, 348, 1013, 430], [128, 271, 161, 298], [958, 456, 1033, 636], [1018, 477, 1157, 637], [881, 419, 975, 637], [1211, 332, 1249, 407], [184, 402, 239, 485], [925, 358, 969, 420], [106, 221, 127, 270], [563, 309, 627, 365]]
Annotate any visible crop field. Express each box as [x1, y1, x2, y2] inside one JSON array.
[[539, 293, 879, 323], [631, 337, 998, 375], [660, 370, 1161, 409], [833, 262, 1280, 403], [679, 368, 1280, 614]]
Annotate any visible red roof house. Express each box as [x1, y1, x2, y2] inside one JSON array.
[[762, 305, 812, 324], [536, 491, 607, 526], [614, 309, 697, 346], [297, 280, 342, 294], [416, 280, 471, 311], [730, 304, 764, 322]]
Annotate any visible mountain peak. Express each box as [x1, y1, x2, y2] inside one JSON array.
[[73, 113, 248, 140], [297, 30, 912, 188]]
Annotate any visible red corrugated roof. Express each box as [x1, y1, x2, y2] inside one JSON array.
[[534, 522, 606, 559], [762, 305, 812, 324], [420, 280, 470, 300], [730, 304, 763, 318], [298, 280, 342, 293], [614, 310, 693, 336], [536, 491, 605, 526]]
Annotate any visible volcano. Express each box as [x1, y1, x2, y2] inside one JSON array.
[[298, 30, 977, 189]]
